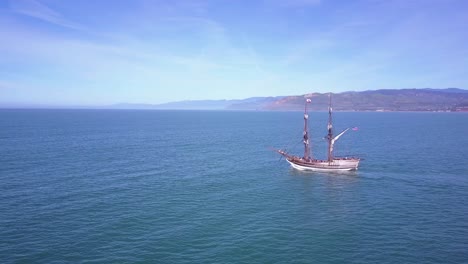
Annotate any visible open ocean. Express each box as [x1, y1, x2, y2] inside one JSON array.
[[1, 109, 467, 263]]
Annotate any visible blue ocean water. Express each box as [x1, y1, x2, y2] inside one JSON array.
[[1, 109, 467, 263]]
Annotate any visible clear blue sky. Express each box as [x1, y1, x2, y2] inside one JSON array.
[[1, 0, 467, 106]]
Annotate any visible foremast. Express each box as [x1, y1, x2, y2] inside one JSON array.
[[303, 98, 312, 160]]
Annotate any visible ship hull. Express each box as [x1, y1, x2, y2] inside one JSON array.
[[286, 158, 359, 172]]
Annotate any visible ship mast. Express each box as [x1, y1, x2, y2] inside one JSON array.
[[327, 93, 334, 162], [303, 98, 312, 160]]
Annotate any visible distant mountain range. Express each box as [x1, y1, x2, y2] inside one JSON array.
[[111, 88, 468, 112]]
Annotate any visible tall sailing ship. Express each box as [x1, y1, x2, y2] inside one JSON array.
[[277, 94, 360, 172]]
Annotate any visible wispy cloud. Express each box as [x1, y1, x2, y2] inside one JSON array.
[[1, 0, 467, 105], [240, 34, 265, 75], [0, 80, 17, 90], [0, 9, 274, 104], [265, 0, 321, 8], [8, 0, 84, 30]]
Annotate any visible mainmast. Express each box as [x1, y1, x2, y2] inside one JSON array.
[[327, 93, 334, 162], [303, 98, 312, 160]]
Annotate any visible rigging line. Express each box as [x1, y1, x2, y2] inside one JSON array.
[[283, 132, 303, 152], [278, 155, 283, 163]]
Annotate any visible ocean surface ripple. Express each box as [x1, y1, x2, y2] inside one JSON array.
[[1, 110, 467, 263]]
